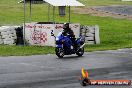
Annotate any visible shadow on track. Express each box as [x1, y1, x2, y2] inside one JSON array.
[[56, 56, 84, 60]]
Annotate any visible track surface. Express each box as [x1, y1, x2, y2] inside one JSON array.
[[93, 6, 132, 16], [0, 49, 132, 88]]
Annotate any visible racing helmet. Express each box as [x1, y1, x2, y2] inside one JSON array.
[[63, 23, 69, 29]]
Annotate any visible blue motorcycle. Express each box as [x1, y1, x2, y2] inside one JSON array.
[[51, 30, 85, 58]]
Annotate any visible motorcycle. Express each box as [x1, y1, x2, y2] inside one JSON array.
[[51, 30, 85, 58]]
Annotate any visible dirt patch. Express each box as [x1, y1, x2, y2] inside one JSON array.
[[73, 6, 132, 20]]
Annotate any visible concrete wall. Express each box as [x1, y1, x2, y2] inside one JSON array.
[[0, 24, 100, 46], [24, 23, 80, 46], [0, 26, 18, 45], [80, 25, 100, 44]]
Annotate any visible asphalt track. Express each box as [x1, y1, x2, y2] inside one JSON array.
[[0, 49, 132, 88], [93, 6, 132, 16]]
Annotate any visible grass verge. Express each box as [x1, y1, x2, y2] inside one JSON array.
[[0, 45, 54, 56], [0, 0, 132, 56]]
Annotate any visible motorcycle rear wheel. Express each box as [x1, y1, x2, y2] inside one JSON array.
[[76, 47, 84, 56]]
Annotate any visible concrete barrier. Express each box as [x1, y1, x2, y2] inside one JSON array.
[[80, 25, 100, 44], [0, 24, 100, 46], [0, 26, 18, 45], [24, 22, 80, 46]]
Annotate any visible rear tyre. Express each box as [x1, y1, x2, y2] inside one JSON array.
[[55, 48, 64, 58], [76, 47, 84, 56]]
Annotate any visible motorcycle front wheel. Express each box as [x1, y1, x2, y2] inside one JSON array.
[[76, 47, 84, 56], [55, 48, 64, 58]]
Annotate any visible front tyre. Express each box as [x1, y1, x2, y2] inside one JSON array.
[[76, 47, 84, 56], [55, 48, 64, 58]]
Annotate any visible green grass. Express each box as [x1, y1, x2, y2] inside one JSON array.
[[0, 0, 132, 56], [70, 14, 132, 52], [0, 45, 54, 56]]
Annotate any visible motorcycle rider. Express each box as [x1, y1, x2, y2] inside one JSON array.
[[62, 23, 76, 49]]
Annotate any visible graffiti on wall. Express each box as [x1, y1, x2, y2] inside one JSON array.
[[25, 23, 80, 46], [26, 25, 51, 29], [31, 30, 47, 44]]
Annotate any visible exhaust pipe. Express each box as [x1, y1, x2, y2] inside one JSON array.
[[80, 43, 85, 49], [77, 43, 85, 52]]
